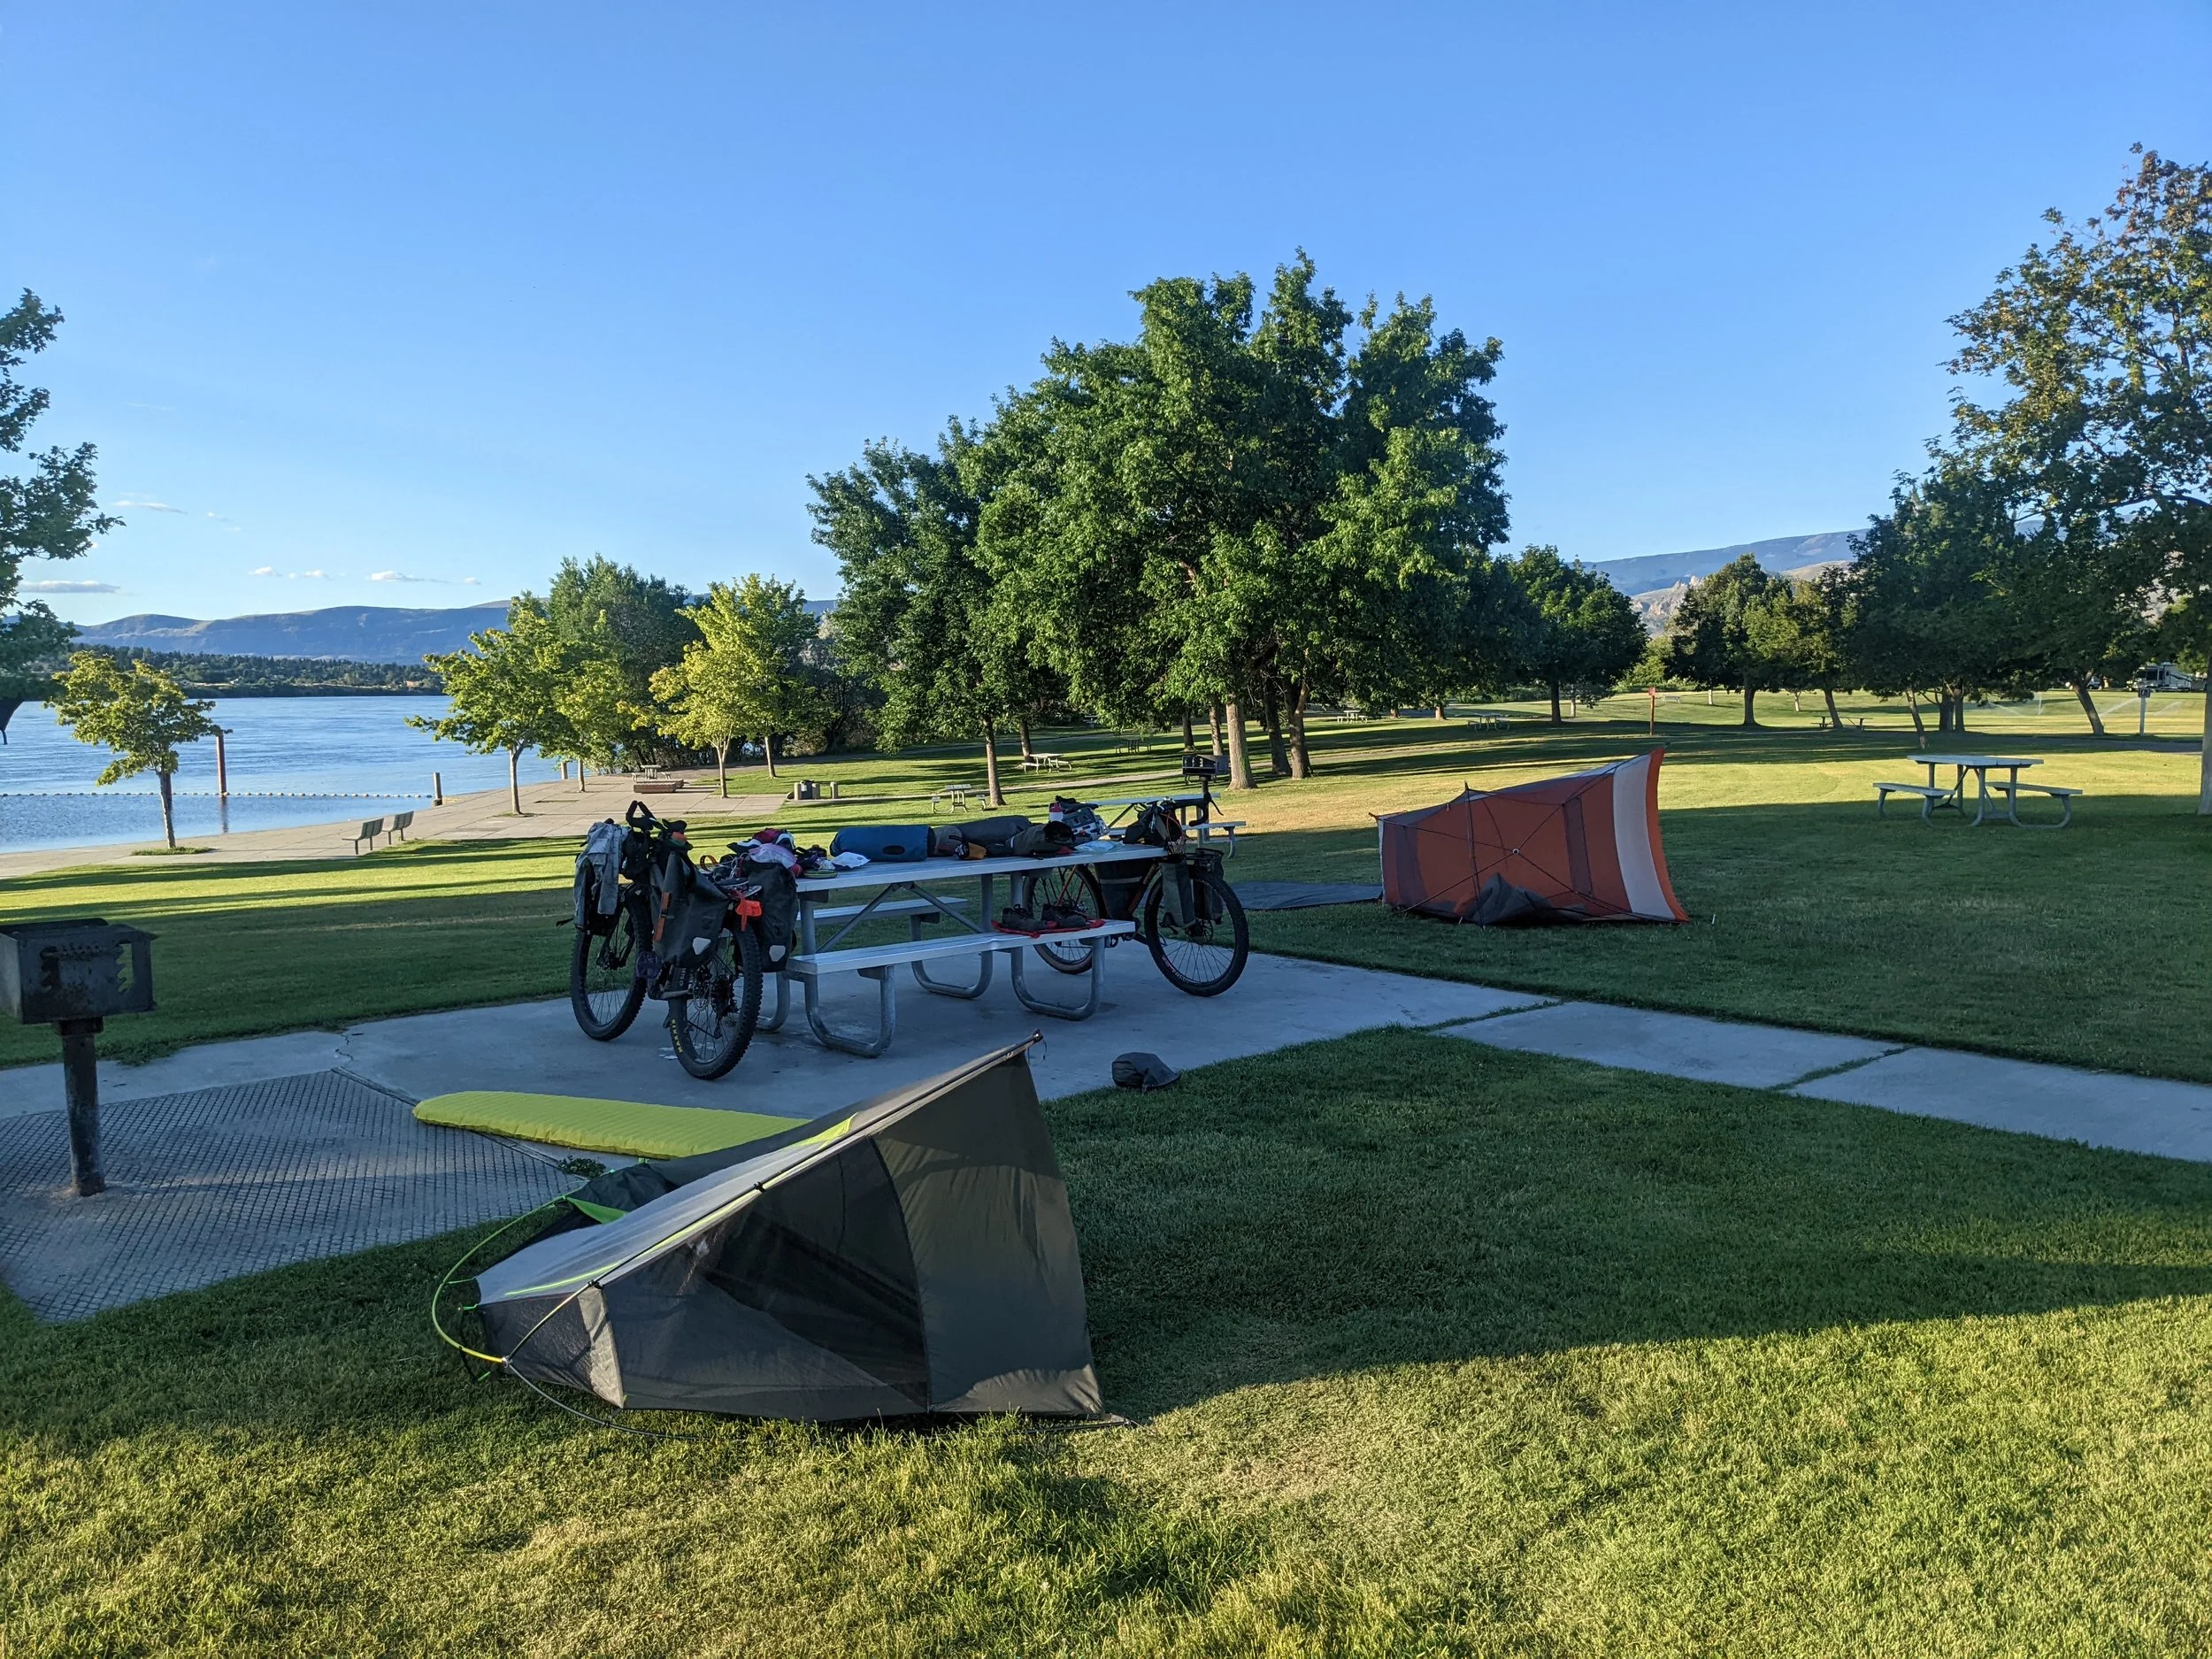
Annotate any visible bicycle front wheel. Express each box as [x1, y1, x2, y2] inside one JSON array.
[[668, 924, 765, 1079], [570, 897, 647, 1041], [1143, 864, 1248, 996], [1015, 864, 1107, 976]]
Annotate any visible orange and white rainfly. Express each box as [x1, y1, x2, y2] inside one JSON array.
[[1377, 750, 1689, 926]]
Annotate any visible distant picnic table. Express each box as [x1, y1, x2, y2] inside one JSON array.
[[1874, 754, 2083, 828]]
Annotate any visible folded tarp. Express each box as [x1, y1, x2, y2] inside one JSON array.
[[413, 1091, 803, 1158]]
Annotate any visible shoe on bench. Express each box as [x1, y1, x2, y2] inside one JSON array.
[[995, 907, 1048, 936], [1041, 904, 1102, 933]]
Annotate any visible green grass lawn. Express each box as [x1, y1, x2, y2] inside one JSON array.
[[3, 700, 2203, 1076], [10, 1031, 2212, 1655]]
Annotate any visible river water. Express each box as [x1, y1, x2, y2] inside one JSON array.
[[0, 696, 566, 853]]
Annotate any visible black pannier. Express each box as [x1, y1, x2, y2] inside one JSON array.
[[1094, 859, 1152, 922]]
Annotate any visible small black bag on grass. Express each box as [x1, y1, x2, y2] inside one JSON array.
[[1112, 1052, 1180, 1091]]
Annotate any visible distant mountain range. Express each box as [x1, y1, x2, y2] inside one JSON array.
[[77, 603, 516, 664], [1587, 532, 1858, 595], [71, 543, 1838, 664], [73, 596, 839, 664], [1587, 532, 1860, 633]]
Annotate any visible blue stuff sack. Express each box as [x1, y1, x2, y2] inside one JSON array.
[[829, 824, 933, 864]]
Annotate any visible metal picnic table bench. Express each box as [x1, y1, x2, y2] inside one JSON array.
[[1874, 754, 2083, 827], [758, 845, 1166, 1057]]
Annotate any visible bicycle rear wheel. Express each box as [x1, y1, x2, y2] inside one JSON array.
[[1143, 864, 1248, 996], [1015, 865, 1108, 976], [668, 924, 765, 1079], [570, 897, 647, 1041]]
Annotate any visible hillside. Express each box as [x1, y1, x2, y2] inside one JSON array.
[[76, 603, 513, 664], [1589, 531, 1856, 595]]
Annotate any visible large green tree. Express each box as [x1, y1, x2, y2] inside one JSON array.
[[979, 257, 1510, 787], [810, 427, 1034, 806], [1945, 150, 2212, 806], [50, 651, 218, 849], [650, 575, 826, 787], [1658, 554, 1793, 727], [536, 556, 694, 763], [2, 294, 116, 689], [411, 607, 580, 812], [1838, 470, 2043, 740], [1507, 546, 1646, 722]]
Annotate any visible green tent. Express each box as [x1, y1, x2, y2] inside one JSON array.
[[468, 1037, 1101, 1421]]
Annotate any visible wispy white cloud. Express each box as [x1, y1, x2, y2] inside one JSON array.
[[111, 497, 183, 513], [24, 580, 121, 594], [461, 576, 480, 585], [252, 565, 333, 580], [369, 570, 442, 583], [250, 565, 279, 577]]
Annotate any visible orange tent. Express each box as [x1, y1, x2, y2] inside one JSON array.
[[1378, 750, 1688, 925]]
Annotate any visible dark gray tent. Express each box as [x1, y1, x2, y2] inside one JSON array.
[[471, 1037, 1101, 1421]]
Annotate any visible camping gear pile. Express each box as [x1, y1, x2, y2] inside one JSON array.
[[1378, 751, 1689, 926], [439, 1038, 1102, 1423]]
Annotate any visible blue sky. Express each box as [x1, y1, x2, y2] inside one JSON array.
[[5, 1, 2208, 625]]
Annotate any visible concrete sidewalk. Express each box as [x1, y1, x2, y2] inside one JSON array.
[[10, 949, 2212, 1322]]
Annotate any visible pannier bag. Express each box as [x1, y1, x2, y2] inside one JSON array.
[[1094, 859, 1152, 922], [829, 824, 932, 864], [741, 856, 799, 970], [1008, 821, 1076, 858], [651, 847, 731, 969], [573, 818, 630, 934], [953, 815, 1032, 856]]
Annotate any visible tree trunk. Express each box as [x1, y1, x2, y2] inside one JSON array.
[[1905, 689, 1927, 746], [1017, 717, 1033, 761], [1222, 699, 1256, 790], [1287, 683, 1312, 779], [1432, 704, 1446, 721], [2071, 680, 2107, 738], [158, 769, 176, 849], [1181, 709, 1195, 753], [1952, 695, 1967, 736], [1209, 703, 1225, 757], [763, 732, 778, 779], [1262, 689, 1289, 778], [717, 741, 729, 797], [982, 721, 1004, 807], [2200, 688, 2211, 815], [578, 758, 588, 792], [1548, 680, 1563, 724], [1741, 685, 1757, 727], [1822, 686, 1842, 728], [508, 747, 522, 814]]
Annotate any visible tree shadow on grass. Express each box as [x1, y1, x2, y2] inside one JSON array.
[[1058, 1031, 2212, 1417]]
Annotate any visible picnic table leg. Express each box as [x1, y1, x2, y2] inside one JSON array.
[[802, 964, 897, 1057], [1006, 934, 1105, 1019], [758, 970, 790, 1033]]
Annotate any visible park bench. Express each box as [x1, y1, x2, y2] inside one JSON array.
[[1990, 779, 2085, 828], [350, 817, 388, 854], [1873, 781, 1954, 821], [930, 784, 973, 810], [632, 779, 687, 795], [388, 810, 414, 841], [1465, 711, 1510, 731]]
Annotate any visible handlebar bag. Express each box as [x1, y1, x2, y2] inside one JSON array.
[[828, 824, 932, 863]]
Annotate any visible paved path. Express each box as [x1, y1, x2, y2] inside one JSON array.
[[10, 949, 2212, 1320], [0, 771, 784, 881]]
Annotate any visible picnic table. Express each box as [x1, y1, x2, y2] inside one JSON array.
[[759, 845, 1165, 1057], [1874, 754, 2082, 827], [1018, 753, 1071, 772]]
